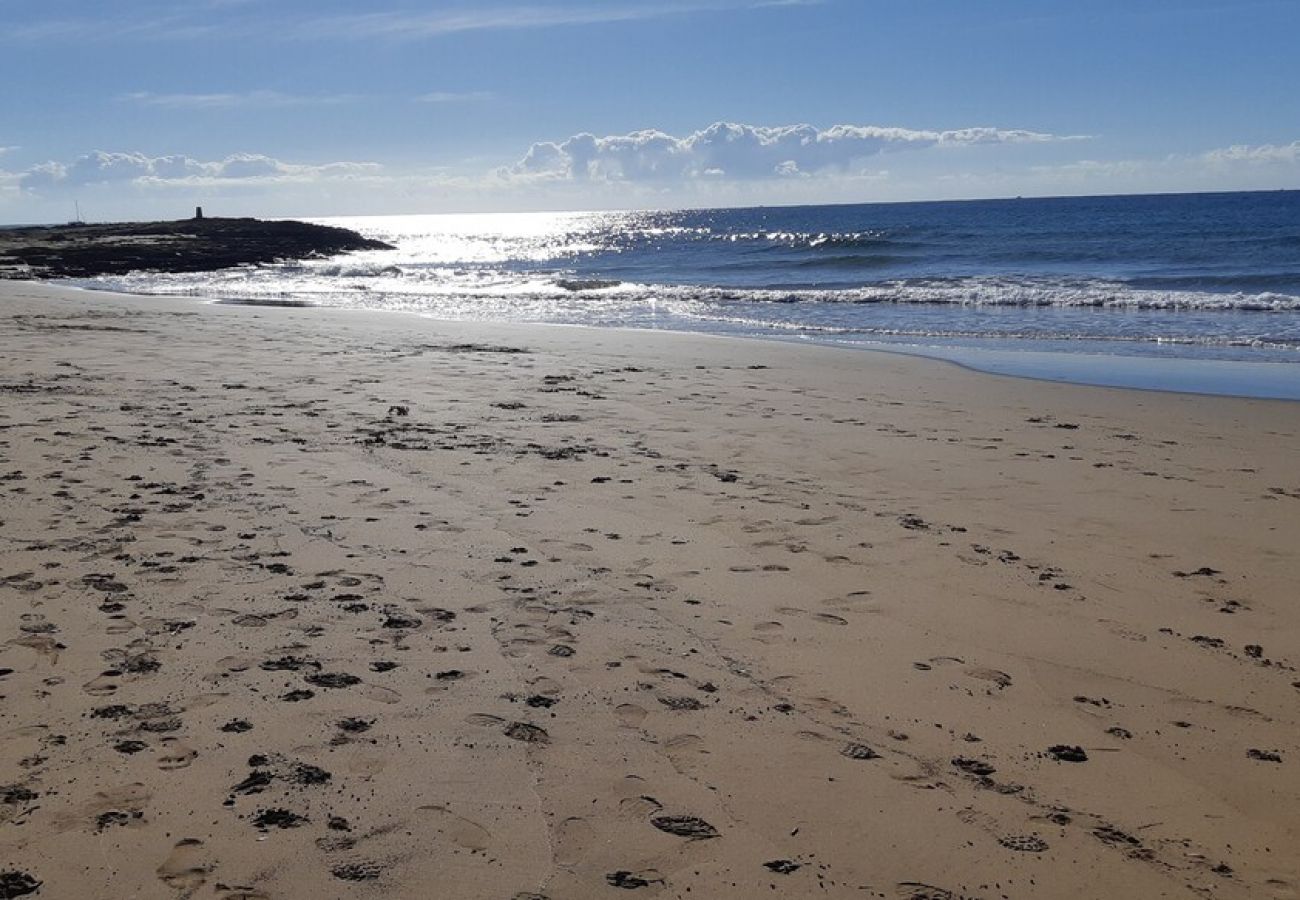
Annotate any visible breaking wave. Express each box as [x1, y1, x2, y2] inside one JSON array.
[[60, 194, 1300, 366]]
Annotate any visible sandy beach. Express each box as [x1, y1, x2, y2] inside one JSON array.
[[0, 280, 1296, 899]]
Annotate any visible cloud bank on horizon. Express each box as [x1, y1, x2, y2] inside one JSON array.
[[507, 122, 1086, 182], [6, 123, 1297, 201], [18, 151, 381, 191], [10, 120, 1087, 192]]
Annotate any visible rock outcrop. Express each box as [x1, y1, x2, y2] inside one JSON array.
[[0, 217, 393, 279]]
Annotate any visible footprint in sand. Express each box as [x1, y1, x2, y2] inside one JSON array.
[[617, 795, 664, 821], [612, 774, 659, 812], [1102, 621, 1148, 643], [466, 713, 506, 728], [615, 703, 648, 728], [6, 726, 48, 750], [12, 634, 63, 662], [156, 838, 211, 892], [803, 695, 851, 717], [662, 734, 707, 775], [554, 816, 597, 867], [358, 684, 401, 705], [504, 638, 543, 658], [50, 784, 151, 834], [417, 805, 493, 852], [344, 754, 389, 777], [794, 515, 838, 527], [465, 713, 550, 744], [156, 738, 197, 770], [798, 729, 883, 763], [963, 667, 1013, 690], [205, 655, 256, 682], [184, 692, 228, 712], [896, 882, 957, 899], [426, 670, 476, 693], [81, 673, 120, 697], [528, 675, 562, 696]]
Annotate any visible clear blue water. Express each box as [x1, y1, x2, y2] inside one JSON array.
[[69, 191, 1300, 398]]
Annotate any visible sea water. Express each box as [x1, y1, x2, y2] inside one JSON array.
[[70, 191, 1300, 399]]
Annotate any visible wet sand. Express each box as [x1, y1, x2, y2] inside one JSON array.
[[0, 280, 1297, 900]]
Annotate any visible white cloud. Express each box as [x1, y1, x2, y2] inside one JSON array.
[[506, 121, 1085, 181], [7, 1, 819, 44], [994, 141, 1300, 197], [300, 1, 817, 40], [8, 133, 1296, 221], [1203, 141, 1300, 164], [1025, 140, 1300, 186], [120, 91, 360, 109], [18, 151, 382, 191], [0, 169, 21, 197]]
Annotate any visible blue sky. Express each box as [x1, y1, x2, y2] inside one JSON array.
[[2, 0, 1298, 221]]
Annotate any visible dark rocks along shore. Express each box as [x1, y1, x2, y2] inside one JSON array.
[[0, 217, 393, 279]]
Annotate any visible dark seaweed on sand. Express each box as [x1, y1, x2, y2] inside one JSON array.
[[0, 872, 41, 899], [651, 815, 719, 840], [252, 808, 308, 830]]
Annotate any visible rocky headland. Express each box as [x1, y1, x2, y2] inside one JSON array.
[[0, 216, 392, 279]]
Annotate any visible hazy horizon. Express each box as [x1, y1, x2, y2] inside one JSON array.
[[6, 186, 1300, 230]]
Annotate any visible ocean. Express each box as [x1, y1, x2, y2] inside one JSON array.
[[70, 190, 1300, 398]]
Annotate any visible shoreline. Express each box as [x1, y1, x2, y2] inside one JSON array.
[[855, 341, 1300, 402], [1, 279, 1297, 899], [50, 279, 1300, 402]]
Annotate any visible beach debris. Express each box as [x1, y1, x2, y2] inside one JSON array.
[[650, 815, 719, 840], [503, 722, 550, 744], [1046, 745, 1089, 762], [657, 695, 704, 711], [0, 872, 41, 898], [999, 835, 1049, 852], [252, 808, 308, 830], [304, 672, 361, 689], [332, 863, 382, 882], [841, 743, 881, 761], [606, 871, 660, 889], [1174, 566, 1221, 577], [952, 757, 996, 776]]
